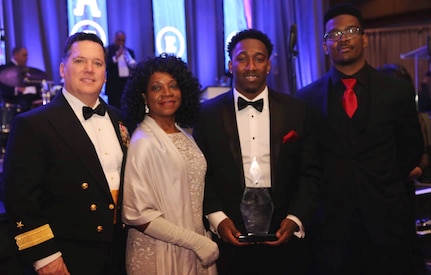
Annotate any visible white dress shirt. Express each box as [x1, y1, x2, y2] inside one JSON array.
[[235, 88, 271, 188], [207, 88, 304, 238], [34, 89, 123, 271], [112, 48, 136, 78]]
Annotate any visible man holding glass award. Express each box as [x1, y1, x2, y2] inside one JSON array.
[[193, 29, 322, 275]]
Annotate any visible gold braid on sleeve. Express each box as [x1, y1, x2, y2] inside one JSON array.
[[15, 224, 54, 251]]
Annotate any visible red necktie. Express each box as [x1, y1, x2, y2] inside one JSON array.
[[341, 78, 357, 118]]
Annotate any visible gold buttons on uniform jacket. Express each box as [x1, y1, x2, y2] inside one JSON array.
[[81, 183, 89, 189], [109, 204, 115, 210], [90, 204, 97, 211], [97, 225, 103, 232]]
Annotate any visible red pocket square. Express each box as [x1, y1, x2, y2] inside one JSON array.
[[282, 130, 298, 143]]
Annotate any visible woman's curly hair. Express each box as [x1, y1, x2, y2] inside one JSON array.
[[121, 53, 201, 131]]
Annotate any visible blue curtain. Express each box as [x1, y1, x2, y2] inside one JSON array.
[[105, 1, 155, 63], [3, 0, 68, 84], [252, 0, 328, 94], [185, 0, 225, 90], [294, 0, 329, 89], [1, 0, 328, 93]]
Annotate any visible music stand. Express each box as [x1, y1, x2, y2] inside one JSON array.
[[400, 36, 431, 89]]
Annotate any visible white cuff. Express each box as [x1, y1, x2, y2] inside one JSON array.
[[33, 251, 62, 271], [206, 211, 228, 236], [286, 214, 305, 238]]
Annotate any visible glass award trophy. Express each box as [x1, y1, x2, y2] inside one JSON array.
[[238, 157, 277, 242]]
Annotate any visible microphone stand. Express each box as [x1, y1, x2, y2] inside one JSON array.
[[288, 48, 298, 97], [287, 24, 298, 97]]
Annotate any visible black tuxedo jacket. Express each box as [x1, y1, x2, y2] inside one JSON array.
[[3, 92, 128, 264], [105, 44, 135, 97], [297, 65, 423, 245], [193, 89, 322, 234]]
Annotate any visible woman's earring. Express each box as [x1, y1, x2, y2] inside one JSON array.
[[142, 93, 149, 114]]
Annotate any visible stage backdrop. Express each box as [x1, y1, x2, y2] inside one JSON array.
[[67, 0, 109, 46], [2, 0, 328, 95]]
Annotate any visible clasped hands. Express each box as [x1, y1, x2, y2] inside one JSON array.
[[217, 217, 297, 246], [115, 47, 125, 60]]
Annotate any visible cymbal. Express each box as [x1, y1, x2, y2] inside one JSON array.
[[0, 66, 49, 87]]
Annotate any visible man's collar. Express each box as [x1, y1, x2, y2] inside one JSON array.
[[330, 63, 370, 86]]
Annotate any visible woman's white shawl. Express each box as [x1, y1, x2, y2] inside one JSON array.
[[122, 116, 202, 274]]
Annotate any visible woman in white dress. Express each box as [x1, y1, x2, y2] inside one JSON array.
[[121, 53, 218, 275]]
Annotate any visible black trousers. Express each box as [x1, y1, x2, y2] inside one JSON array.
[[60, 226, 126, 275], [309, 222, 422, 275], [215, 236, 312, 275]]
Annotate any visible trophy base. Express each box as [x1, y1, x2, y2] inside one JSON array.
[[237, 233, 277, 243]]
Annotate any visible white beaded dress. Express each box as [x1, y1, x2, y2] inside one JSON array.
[[123, 117, 216, 275]]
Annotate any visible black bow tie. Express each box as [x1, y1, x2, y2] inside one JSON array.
[[83, 103, 106, 120], [237, 97, 264, 112]]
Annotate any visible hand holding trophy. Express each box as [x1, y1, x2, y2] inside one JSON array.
[[238, 157, 277, 242]]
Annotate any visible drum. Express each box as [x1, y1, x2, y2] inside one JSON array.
[[0, 102, 20, 134], [40, 81, 61, 106]]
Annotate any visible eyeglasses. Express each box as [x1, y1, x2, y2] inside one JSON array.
[[324, 27, 362, 41]]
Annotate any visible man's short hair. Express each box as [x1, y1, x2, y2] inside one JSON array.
[[62, 32, 105, 61], [227, 29, 273, 59], [12, 46, 26, 55], [324, 3, 363, 28]]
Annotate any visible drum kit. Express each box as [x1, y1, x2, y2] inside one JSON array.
[[0, 65, 48, 87], [0, 65, 56, 154]]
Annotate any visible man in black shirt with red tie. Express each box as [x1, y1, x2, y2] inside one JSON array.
[[298, 4, 424, 274]]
